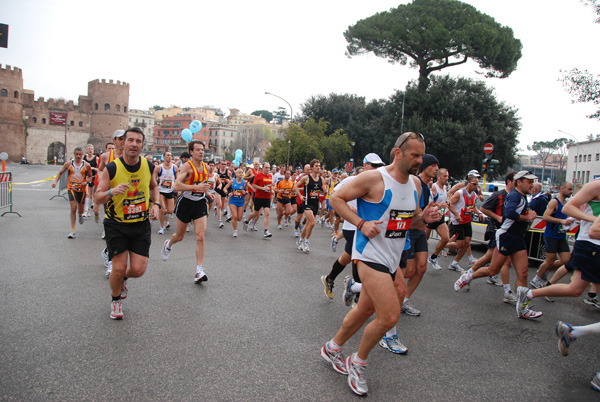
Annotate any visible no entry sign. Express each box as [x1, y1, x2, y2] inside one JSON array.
[[484, 143, 494, 154]]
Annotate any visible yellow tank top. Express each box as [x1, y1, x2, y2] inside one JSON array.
[[105, 157, 152, 223], [326, 177, 340, 199]]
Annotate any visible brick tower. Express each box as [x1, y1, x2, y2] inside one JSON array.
[[0, 65, 25, 162], [87, 79, 130, 149]]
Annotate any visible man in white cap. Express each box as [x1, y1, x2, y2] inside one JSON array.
[[454, 171, 542, 319], [363, 153, 385, 168]]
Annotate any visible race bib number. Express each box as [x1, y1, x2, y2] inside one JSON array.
[[464, 205, 474, 216], [123, 197, 147, 220], [385, 210, 414, 238], [191, 181, 205, 197], [283, 189, 291, 195], [70, 181, 85, 190], [232, 190, 244, 197], [309, 190, 321, 197], [160, 179, 172, 189]]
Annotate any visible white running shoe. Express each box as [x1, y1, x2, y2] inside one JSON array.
[[278, 224, 282, 230], [110, 300, 123, 320], [161, 240, 171, 261], [428, 256, 442, 270], [293, 230, 299, 238], [158, 227, 165, 235], [233, 230, 238, 238], [67, 231, 76, 239], [302, 240, 310, 253], [105, 261, 112, 278], [468, 256, 477, 266], [194, 269, 208, 284], [219, 221, 224, 228]]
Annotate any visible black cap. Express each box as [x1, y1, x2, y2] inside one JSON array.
[[418, 154, 439, 173]]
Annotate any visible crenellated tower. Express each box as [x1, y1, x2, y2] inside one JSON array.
[[0, 65, 26, 161], [87, 79, 130, 148]]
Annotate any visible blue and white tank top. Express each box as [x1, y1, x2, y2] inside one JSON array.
[[352, 167, 418, 274]]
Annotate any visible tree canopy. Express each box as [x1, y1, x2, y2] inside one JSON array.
[[380, 75, 520, 178], [264, 119, 352, 170], [273, 107, 290, 124], [251, 110, 274, 123], [560, 69, 600, 119], [344, 0, 522, 91]]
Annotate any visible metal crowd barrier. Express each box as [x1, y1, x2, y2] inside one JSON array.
[[50, 171, 69, 201], [0, 171, 21, 217]]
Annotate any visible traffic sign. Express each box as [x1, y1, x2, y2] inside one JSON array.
[[484, 143, 494, 154]]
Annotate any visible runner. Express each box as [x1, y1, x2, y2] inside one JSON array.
[[216, 160, 232, 222], [454, 171, 541, 319], [52, 147, 93, 238], [293, 164, 311, 238], [93, 127, 160, 320], [294, 159, 326, 252], [319, 132, 440, 396], [161, 140, 214, 283], [83, 144, 99, 220], [206, 160, 224, 228], [222, 167, 246, 237], [243, 161, 260, 218], [244, 162, 273, 238], [326, 168, 341, 231], [529, 182, 574, 289], [446, 174, 485, 271], [513, 179, 600, 319], [274, 169, 294, 229], [402, 153, 440, 317], [155, 151, 178, 235], [426, 168, 450, 270]]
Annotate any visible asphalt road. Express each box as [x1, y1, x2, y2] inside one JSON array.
[[1, 163, 599, 401]]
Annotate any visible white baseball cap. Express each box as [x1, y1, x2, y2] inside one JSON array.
[[363, 153, 384, 166]]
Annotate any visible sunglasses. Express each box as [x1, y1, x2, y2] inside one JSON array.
[[396, 132, 424, 149]]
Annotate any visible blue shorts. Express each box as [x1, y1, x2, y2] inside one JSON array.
[[496, 231, 527, 256], [229, 196, 244, 208], [568, 240, 600, 284]]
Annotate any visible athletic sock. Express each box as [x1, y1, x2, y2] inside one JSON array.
[[385, 326, 397, 338], [352, 353, 367, 366], [571, 322, 600, 338], [503, 284, 512, 295], [112, 295, 121, 302], [329, 260, 345, 282], [350, 282, 362, 293], [526, 289, 533, 299], [431, 254, 438, 260], [328, 339, 341, 352]]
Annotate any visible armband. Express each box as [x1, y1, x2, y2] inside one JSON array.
[[153, 203, 163, 210], [108, 189, 113, 198], [357, 219, 365, 231]]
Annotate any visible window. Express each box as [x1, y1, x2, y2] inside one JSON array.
[[115, 105, 120, 112], [163, 130, 169, 135], [579, 155, 582, 162], [574, 156, 577, 163], [0, 89, 7, 97], [32, 117, 37, 123], [42, 118, 46, 124], [13, 90, 18, 98], [104, 103, 110, 111], [596, 153, 599, 161], [124, 106, 127, 113], [588, 154, 592, 162], [172, 130, 178, 136], [95, 103, 98, 110], [583, 155, 587, 162], [70, 121, 74, 126], [78, 121, 83, 127], [173, 122, 181, 128]]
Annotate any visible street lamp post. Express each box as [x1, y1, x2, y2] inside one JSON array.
[[265, 92, 293, 123], [287, 140, 291, 168], [558, 129, 580, 183]]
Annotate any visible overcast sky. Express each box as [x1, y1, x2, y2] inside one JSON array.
[[2, 0, 599, 152]]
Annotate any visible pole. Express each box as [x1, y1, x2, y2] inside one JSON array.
[[64, 111, 68, 159], [401, 92, 405, 134], [265, 92, 293, 123], [287, 140, 291, 168]]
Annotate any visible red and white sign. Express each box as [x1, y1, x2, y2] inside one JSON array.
[[49, 112, 67, 126], [484, 143, 494, 154]]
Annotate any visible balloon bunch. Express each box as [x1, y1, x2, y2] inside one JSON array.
[[234, 149, 243, 167], [181, 120, 203, 142]]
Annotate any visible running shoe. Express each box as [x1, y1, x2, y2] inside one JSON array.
[[250, 222, 258, 231], [67, 231, 76, 239], [321, 276, 334, 299], [345, 354, 368, 396], [194, 271, 208, 283], [302, 240, 310, 253], [277, 224, 282, 230], [161, 240, 171, 261], [555, 321, 575, 356], [110, 300, 123, 320], [487, 275, 503, 286], [378, 334, 408, 354], [264, 230, 272, 238], [101, 248, 109, 267], [591, 373, 600, 392], [79, 215, 84, 225], [233, 230, 237, 238], [105, 261, 112, 278], [448, 262, 463, 272], [293, 230, 299, 238], [219, 221, 224, 228], [101, 230, 105, 239], [342, 276, 355, 307], [243, 220, 249, 232], [428, 256, 441, 270], [331, 235, 338, 252], [165, 221, 171, 229], [319, 343, 347, 375], [284, 219, 289, 227], [468, 256, 477, 266], [352, 293, 360, 308], [296, 238, 303, 250], [158, 227, 165, 235], [584, 296, 600, 309], [529, 276, 545, 289], [320, 218, 325, 228], [545, 295, 555, 303], [226, 215, 232, 223], [520, 307, 543, 319], [454, 273, 470, 292], [503, 291, 517, 305], [120, 280, 128, 300], [401, 301, 420, 317]]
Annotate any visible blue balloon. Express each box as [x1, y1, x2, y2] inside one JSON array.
[[190, 120, 202, 134], [235, 149, 243, 156], [181, 128, 192, 142]]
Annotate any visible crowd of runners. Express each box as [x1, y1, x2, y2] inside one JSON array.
[[52, 129, 600, 396]]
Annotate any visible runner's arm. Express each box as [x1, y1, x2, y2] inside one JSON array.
[[51, 161, 71, 187]]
